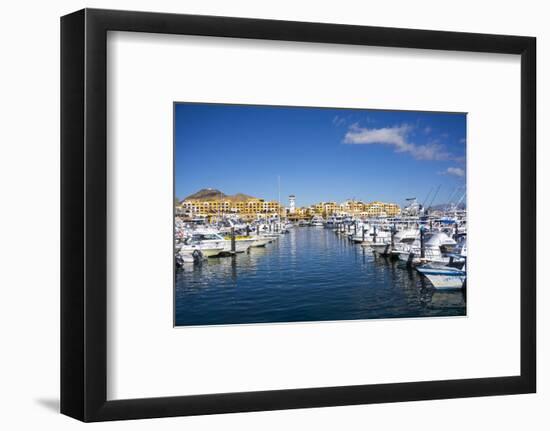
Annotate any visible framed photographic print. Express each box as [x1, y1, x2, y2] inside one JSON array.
[[61, 8, 536, 422]]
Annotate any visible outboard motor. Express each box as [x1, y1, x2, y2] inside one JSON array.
[[192, 249, 204, 263]]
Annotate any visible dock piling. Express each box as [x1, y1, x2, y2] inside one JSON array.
[[420, 226, 425, 259], [231, 227, 236, 253]]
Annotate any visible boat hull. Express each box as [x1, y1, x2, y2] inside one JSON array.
[[250, 237, 271, 247], [200, 247, 225, 257], [222, 239, 255, 253], [370, 243, 392, 256], [417, 266, 466, 289], [178, 244, 224, 257], [177, 252, 196, 264]]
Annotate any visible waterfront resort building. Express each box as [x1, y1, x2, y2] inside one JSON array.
[[305, 200, 401, 218], [178, 198, 283, 220], [177, 194, 400, 220]]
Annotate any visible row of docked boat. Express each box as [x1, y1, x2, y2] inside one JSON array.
[[175, 212, 467, 290], [330, 217, 467, 290], [175, 217, 293, 266]]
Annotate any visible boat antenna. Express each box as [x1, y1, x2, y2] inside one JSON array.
[[427, 184, 441, 209], [453, 186, 466, 208], [446, 186, 460, 210], [455, 192, 466, 207], [422, 186, 434, 208]]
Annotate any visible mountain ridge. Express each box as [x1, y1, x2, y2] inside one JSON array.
[[182, 188, 257, 202]]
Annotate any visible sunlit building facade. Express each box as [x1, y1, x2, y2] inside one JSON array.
[[179, 198, 283, 220], [178, 196, 400, 220]]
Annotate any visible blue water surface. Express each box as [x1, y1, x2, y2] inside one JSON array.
[[175, 227, 466, 326]]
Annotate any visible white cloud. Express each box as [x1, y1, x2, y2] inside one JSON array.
[[441, 167, 465, 177], [344, 123, 410, 146], [343, 123, 453, 161]]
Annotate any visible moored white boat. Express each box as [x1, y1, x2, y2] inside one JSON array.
[[360, 229, 391, 247], [416, 264, 466, 289], [393, 230, 462, 265], [370, 242, 392, 256], [188, 230, 255, 254], [175, 248, 208, 267], [220, 236, 256, 253], [178, 243, 224, 258], [310, 216, 324, 227], [426, 231, 457, 252]]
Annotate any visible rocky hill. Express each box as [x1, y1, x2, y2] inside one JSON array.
[[182, 188, 256, 202]]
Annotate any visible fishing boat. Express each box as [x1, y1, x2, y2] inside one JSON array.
[[346, 222, 369, 242], [394, 228, 420, 244], [177, 241, 225, 258], [393, 230, 461, 265], [360, 228, 391, 247], [394, 243, 447, 264], [190, 230, 254, 254], [325, 215, 344, 228], [416, 263, 466, 289], [310, 216, 324, 227], [427, 231, 457, 252], [220, 235, 256, 253], [372, 228, 419, 256]]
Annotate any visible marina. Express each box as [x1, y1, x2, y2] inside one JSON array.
[[174, 103, 468, 327], [174, 207, 467, 326]]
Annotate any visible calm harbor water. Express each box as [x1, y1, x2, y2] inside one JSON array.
[[175, 227, 466, 326]]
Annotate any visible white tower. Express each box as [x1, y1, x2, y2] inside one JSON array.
[[289, 195, 296, 214]]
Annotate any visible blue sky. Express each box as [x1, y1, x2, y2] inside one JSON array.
[[174, 103, 466, 207]]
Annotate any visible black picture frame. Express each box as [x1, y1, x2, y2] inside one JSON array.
[[61, 8, 536, 422]]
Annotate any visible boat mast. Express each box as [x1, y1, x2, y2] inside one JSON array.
[[426, 184, 441, 211]]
